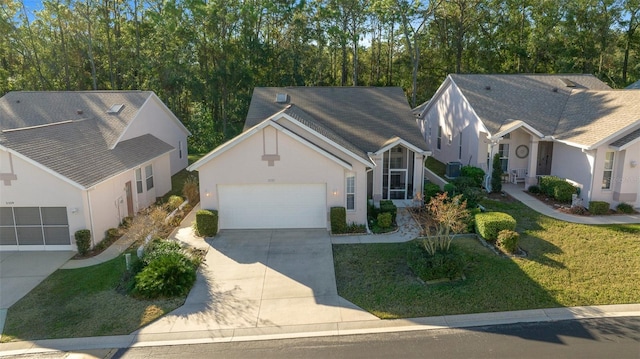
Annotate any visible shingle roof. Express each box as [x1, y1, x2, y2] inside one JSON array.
[[0, 91, 151, 148], [449, 74, 612, 136], [555, 90, 640, 147], [447, 74, 640, 148], [610, 127, 640, 148], [626, 80, 640, 89], [245, 87, 427, 153], [0, 91, 174, 188]]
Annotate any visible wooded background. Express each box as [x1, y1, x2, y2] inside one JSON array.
[[2, 0, 638, 153]]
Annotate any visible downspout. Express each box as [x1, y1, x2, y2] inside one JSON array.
[[86, 188, 96, 248]]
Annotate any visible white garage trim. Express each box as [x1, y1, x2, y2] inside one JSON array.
[[218, 184, 327, 229]]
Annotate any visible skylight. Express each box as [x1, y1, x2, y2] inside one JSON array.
[[107, 104, 124, 114], [275, 93, 288, 103], [560, 78, 576, 87]]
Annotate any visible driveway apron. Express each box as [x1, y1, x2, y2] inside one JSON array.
[[137, 229, 377, 335]]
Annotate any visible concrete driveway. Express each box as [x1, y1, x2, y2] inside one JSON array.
[[0, 251, 75, 333], [137, 229, 377, 335]]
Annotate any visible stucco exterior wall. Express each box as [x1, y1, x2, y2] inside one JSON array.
[[119, 95, 189, 175], [550, 142, 593, 199], [612, 141, 640, 207], [421, 81, 484, 169], [195, 126, 368, 227], [0, 150, 83, 250]]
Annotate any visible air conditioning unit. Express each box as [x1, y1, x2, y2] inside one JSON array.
[[445, 161, 462, 179]]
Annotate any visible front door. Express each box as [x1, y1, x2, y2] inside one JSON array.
[[125, 181, 134, 217], [537, 142, 553, 176]]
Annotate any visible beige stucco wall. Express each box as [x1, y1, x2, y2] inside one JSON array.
[[87, 153, 171, 246], [421, 81, 484, 169], [550, 142, 593, 198], [195, 126, 368, 228], [119, 95, 189, 175], [0, 149, 83, 250]]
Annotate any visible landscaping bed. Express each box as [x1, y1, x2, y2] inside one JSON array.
[[333, 197, 640, 319]]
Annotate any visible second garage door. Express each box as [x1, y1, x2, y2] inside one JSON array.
[[218, 184, 327, 229]]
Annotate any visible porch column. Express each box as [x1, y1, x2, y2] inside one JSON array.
[[413, 152, 424, 199], [525, 138, 539, 190], [371, 153, 383, 206]]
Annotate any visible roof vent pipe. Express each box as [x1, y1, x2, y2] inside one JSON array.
[[485, 86, 491, 90]]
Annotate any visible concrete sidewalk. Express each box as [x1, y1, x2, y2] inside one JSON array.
[[1, 304, 638, 356], [502, 183, 640, 224]]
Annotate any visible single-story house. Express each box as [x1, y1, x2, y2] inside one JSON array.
[[188, 87, 429, 230], [0, 91, 190, 251], [416, 74, 640, 208]]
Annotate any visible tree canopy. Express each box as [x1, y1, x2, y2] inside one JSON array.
[[1, 0, 638, 153]]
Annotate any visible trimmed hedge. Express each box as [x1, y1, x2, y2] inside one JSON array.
[[195, 209, 218, 237], [497, 229, 519, 254], [377, 212, 392, 229], [553, 181, 577, 203], [475, 212, 516, 242], [379, 200, 397, 223], [75, 229, 91, 255], [589, 201, 610, 215], [617, 202, 635, 214], [330, 207, 347, 233]]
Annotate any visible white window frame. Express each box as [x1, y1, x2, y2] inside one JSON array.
[[145, 164, 154, 190], [135, 168, 143, 194], [602, 151, 614, 190], [346, 173, 356, 211], [498, 144, 509, 172]]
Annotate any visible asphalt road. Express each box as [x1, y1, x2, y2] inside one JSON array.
[[9, 317, 640, 359]]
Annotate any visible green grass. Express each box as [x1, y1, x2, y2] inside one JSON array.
[[425, 157, 447, 178], [333, 198, 640, 319], [1, 254, 185, 342]]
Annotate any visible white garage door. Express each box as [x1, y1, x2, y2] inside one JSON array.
[[218, 184, 327, 229]]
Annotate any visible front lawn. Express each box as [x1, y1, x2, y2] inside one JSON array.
[[1, 254, 185, 342], [333, 198, 640, 318]]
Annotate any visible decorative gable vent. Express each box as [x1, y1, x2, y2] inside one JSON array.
[[107, 104, 124, 114], [275, 93, 288, 103], [560, 78, 576, 87]]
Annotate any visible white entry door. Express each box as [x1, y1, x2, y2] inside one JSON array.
[[218, 184, 327, 229]]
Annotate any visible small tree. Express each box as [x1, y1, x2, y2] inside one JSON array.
[[423, 193, 469, 255], [491, 153, 502, 193]]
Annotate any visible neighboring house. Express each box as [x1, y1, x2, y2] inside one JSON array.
[[188, 87, 429, 230], [416, 74, 640, 208], [0, 91, 190, 251], [626, 80, 640, 89]]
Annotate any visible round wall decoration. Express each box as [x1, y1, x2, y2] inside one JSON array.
[[516, 145, 529, 158]]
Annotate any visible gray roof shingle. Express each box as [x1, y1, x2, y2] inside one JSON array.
[[245, 87, 427, 153], [448, 74, 640, 147], [626, 80, 640, 89], [0, 91, 174, 188], [610, 127, 640, 148]]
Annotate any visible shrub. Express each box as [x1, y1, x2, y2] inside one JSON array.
[[345, 223, 367, 233], [539, 176, 562, 197], [617, 202, 635, 214], [379, 200, 397, 223], [466, 207, 482, 233], [553, 181, 577, 203], [497, 229, 519, 254], [377, 212, 392, 229], [423, 182, 442, 200], [407, 241, 466, 281], [182, 176, 199, 204], [589, 201, 610, 215], [75, 229, 91, 255], [167, 195, 184, 211], [475, 212, 516, 242], [143, 238, 183, 265], [443, 183, 457, 196], [195, 209, 218, 237], [527, 185, 541, 194], [134, 251, 197, 299], [105, 228, 120, 241], [460, 166, 485, 187], [330, 207, 347, 233], [491, 153, 502, 193]]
